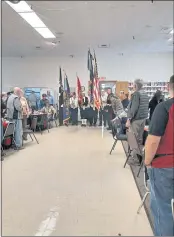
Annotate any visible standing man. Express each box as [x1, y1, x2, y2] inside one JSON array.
[[126, 79, 149, 163], [47, 90, 54, 106], [99, 90, 107, 127], [145, 75, 174, 236], [6, 87, 23, 150], [80, 93, 89, 126], [70, 92, 78, 125], [121, 93, 130, 109], [20, 90, 30, 141], [28, 91, 38, 111]]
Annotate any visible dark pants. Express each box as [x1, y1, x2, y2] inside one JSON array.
[[99, 108, 107, 126], [105, 106, 114, 129], [148, 168, 174, 236], [22, 115, 28, 140], [88, 107, 98, 126], [70, 108, 78, 125]]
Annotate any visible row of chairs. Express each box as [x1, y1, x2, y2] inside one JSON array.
[[109, 117, 149, 214], [2, 114, 58, 153]]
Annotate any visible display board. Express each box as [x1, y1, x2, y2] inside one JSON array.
[[24, 87, 57, 108]]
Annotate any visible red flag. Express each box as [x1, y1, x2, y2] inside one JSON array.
[[93, 77, 101, 110], [77, 76, 82, 104]]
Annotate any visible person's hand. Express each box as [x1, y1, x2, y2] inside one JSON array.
[[126, 119, 130, 128]]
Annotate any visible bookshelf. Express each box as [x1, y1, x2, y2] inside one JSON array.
[[128, 82, 169, 99]]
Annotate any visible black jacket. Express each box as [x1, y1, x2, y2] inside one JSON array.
[[149, 97, 163, 120], [82, 97, 89, 107]]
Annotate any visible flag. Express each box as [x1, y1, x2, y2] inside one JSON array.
[[93, 50, 101, 110], [87, 49, 94, 101], [59, 67, 64, 126], [77, 76, 82, 104], [93, 77, 101, 110], [93, 50, 98, 79], [63, 73, 70, 124]]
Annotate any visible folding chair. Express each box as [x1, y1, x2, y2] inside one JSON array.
[[124, 130, 144, 177], [37, 114, 49, 134], [172, 199, 174, 220], [23, 117, 39, 144], [109, 117, 130, 159], [137, 166, 150, 214], [2, 122, 17, 148]]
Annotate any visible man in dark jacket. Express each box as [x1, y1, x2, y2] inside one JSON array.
[[149, 90, 163, 120], [126, 79, 149, 162], [122, 93, 130, 109]]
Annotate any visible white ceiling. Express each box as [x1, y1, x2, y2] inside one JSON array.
[[2, 1, 173, 57]]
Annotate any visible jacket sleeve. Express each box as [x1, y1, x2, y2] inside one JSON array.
[[14, 97, 22, 112], [127, 92, 140, 119]]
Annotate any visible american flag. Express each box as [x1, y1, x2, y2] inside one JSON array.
[[93, 50, 101, 110]]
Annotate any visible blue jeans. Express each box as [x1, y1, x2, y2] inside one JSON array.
[[148, 167, 174, 236], [13, 119, 23, 148]]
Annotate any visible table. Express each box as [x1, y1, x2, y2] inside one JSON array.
[[29, 113, 48, 130]]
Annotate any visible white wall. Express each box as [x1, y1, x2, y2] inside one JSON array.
[[2, 52, 173, 92]]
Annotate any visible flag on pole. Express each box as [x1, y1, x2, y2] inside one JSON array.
[[59, 67, 64, 126], [63, 73, 70, 124], [87, 49, 94, 101], [77, 76, 82, 105], [93, 50, 101, 110]]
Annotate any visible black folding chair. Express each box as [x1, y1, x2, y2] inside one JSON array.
[[2, 122, 17, 148], [124, 130, 144, 177], [23, 117, 39, 144], [109, 117, 130, 159], [172, 199, 174, 220], [137, 166, 150, 214]]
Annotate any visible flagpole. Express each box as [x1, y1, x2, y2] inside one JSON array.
[[102, 113, 104, 138]]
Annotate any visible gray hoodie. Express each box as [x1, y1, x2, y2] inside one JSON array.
[[6, 94, 22, 120]]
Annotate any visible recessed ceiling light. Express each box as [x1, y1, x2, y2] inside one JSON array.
[[6, 0, 32, 13], [19, 12, 46, 28], [35, 28, 56, 39]]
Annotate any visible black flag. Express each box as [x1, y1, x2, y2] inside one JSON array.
[[59, 67, 64, 126]]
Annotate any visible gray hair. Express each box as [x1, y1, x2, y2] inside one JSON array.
[[134, 79, 144, 90]]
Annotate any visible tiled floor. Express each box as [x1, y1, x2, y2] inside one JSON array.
[[1, 127, 153, 236]]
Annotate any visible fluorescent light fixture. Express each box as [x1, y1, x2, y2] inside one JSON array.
[[35, 27, 56, 39], [19, 12, 46, 28], [6, 1, 55, 39], [6, 1, 33, 13]]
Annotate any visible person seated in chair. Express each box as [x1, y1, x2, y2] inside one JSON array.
[[42, 101, 56, 126]]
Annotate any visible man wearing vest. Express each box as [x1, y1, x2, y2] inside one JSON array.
[[126, 79, 149, 164], [6, 87, 23, 150], [145, 75, 174, 236]]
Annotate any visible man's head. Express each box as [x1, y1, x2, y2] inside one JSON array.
[[45, 100, 50, 107], [32, 90, 35, 94], [14, 87, 21, 97], [47, 91, 50, 96], [107, 88, 112, 95], [133, 79, 144, 91], [72, 92, 76, 98], [42, 94, 46, 100], [169, 75, 174, 98]]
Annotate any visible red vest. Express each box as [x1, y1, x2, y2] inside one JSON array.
[[152, 104, 174, 168]]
